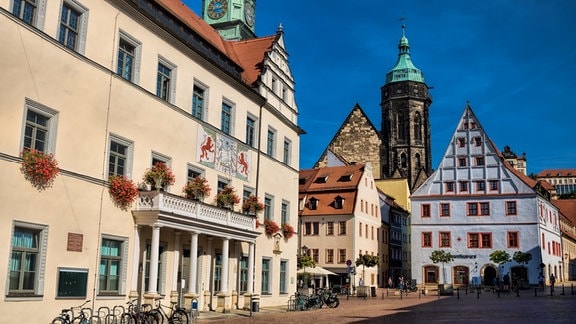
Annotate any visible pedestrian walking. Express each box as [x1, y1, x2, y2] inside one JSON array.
[[549, 273, 556, 292]]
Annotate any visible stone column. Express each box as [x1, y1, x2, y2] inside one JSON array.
[[244, 242, 256, 310], [129, 225, 140, 298], [170, 232, 181, 302], [203, 237, 213, 311], [145, 224, 161, 297], [184, 232, 199, 310], [216, 237, 231, 313]]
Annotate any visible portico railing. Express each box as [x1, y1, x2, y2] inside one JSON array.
[[135, 191, 256, 232]]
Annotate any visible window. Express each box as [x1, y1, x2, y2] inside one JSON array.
[[359, 222, 362, 237], [279, 260, 287, 294], [108, 136, 133, 178], [312, 222, 319, 235], [458, 157, 467, 167], [187, 166, 202, 182], [467, 202, 478, 216], [99, 237, 127, 294], [9, 223, 48, 296], [445, 182, 454, 192], [506, 201, 517, 215], [338, 249, 346, 263], [23, 101, 59, 153], [156, 60, 175, 102], [264, 196, 273, 220], [261, 258, 271, 294], [480, 202, 490, 215], [58, 1, 87, 52], [339, 221, 346, 235], [508, 232, 519, 248], [326, 222, 334, 235], [308, 197, 318, 210], [281, 201, 289, 224], [213, 252, 222, 292], [468, 233, 492, 248], [312, 249, 319, 263], [440, 232, 451, 248], [239, 256, 248, 293], [117, 34, 141, 83], [476, 181, 485, 191], [473, 137, 482, 146], [457, 137, 465, 147], [489, 180, 498, 191], [304, 222, 319, 236], [326, 249, 334, 263], [192, 85, 205, 120], [12, 0, 45, 26], [440, 203, 450, 217], [475, 157, 485, 166], [421, 204, 431, 217], [267, 128, 276, 157], [144, 243, 166, 294], [283, 138, 291, 165], [459, 181, 468, 192], [422, 232, 432, 247], [221, 102, 232, 134], [246, 116, 256, 147], [334, 196, 344, 209]]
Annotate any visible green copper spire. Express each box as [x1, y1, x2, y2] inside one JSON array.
[[385, 25, 425, 84]]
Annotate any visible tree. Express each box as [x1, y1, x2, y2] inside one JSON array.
[[355, 254, 379, 285], [512, 251, 532, 264], [489, 250, 511, 275], [298, 254, 316, 288], [429, 250, 454, 283]]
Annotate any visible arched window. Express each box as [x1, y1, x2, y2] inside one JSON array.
[[414, 112, 422, 141], [401, 153, 407, 168], [398, 112, 406, 141], [416, 153, 421, 169]]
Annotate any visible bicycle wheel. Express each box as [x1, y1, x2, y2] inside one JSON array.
[[145, 311, 162, 324], [120, 313, 136, 324], [170, 309, 189, 324], [51, 317, 67, 324]]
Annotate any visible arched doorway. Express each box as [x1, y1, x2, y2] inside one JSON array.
[[483, 265, 497, 286], [511, 266, 528, 288]]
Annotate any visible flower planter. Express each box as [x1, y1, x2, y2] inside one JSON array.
[[20, 149, 60, 191], [143, 162, 175, 191], [183, 176, 211, 201], [108, 175, 139, 211]]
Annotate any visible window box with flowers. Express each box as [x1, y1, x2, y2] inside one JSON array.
[[282, 223, 295, 239], [242, 195, 264, 215], [108, 176, 139, 211], [143, 162, 175, 191], [264, 219, 280, 236], [182, 176, 211, 201], [20, 149, 60, 191], [214, 186, 240, 209]]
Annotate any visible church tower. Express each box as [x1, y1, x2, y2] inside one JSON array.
[[202, 0, 256, 40], [381, 26, 432, 191]]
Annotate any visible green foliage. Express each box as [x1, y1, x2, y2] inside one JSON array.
[[355, 254, 379, 268], [429, 250, 454, 264], [489, 250, 511, 266], [512, 251, 532, 264], [298, 254, 316, 269]]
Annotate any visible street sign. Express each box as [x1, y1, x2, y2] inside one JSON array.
[[346, 259, 352, 266]]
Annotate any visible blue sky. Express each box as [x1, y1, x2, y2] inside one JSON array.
[[185, 1, 576, 175]]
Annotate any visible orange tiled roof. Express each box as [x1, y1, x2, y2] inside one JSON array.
[[537, 169, 576, 177], [156, 0, 277, 87], [299, 164, 365, 217], [553, 199, 576, 225]]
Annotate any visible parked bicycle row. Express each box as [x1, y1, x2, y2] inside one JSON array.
[[51, 298, 190, 324], [287, 288, 340, 311]]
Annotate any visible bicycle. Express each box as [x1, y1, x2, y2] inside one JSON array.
[[51, 300, 91, 324], [121, 298, 156, 324], [146, 298, 189, 324]]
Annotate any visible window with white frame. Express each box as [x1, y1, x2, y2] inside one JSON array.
[[192, 84, 206, 120], [279, 260, 288, 294], [108, 135, 133, 178], [267, 128, 276, 157], [22, 99, 58, 153], [283, 137, 291, 165], [117, 32, 141, 83], [156, 58, 176, 103], [58, 0, 88, 53], [187, 165, 203, 182], [246, 115, 256, 147], [213, 252, 222, 292], [9, 222, 48, 297], [12, 0, 47, 28], [221, 102, 233, 135], [281, 201, 289, 224], [239, 256, 248, 293], [264, 195, 273, 220], [261, 258, 271, 294], [99, 236, 128, 295]]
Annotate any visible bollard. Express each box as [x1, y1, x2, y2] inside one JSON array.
[[457, 288, 460, 299], [516, 287, 520, 297], [561, 284, 565, 295], [382, 291, 384, 300], [535, 288, 537, 297], [419, 289, 421, 299], [497, 289, 500, 298], [477, 288, 480, 299], [572, 284, 574, 295]]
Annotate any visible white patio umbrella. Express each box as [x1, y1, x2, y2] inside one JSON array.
[[297, 266, 338, 288]]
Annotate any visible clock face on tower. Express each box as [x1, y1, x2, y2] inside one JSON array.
[[244, 2, 255, 27], [207, 0, 228, 20]]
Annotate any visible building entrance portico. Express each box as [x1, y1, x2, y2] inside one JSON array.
[[131, 192, 260, 313]]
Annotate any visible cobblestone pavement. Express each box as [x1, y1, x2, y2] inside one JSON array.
[[194, 285, 576, 324]]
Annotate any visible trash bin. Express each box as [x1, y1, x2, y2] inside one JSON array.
[[251, 295, 260, 312], [370, 286, 377, 297]]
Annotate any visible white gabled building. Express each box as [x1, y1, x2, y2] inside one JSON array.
[[410, 104, 562, 288]]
